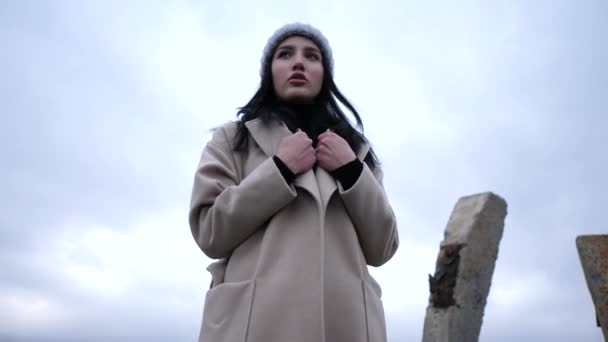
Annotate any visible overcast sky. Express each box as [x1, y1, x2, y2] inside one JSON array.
[[1, 1, 607, 341]]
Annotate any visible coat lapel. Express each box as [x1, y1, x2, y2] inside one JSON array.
[[357, 143, 371, 162], [245, 118, 321, 203], [316, 142, 371, 211], [245, 118, 291, 157], [245, 118, 372, 211], [316, 167, 337, 210]]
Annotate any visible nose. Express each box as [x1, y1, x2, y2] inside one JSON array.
[[292, 53, 305, 71], [293, 62, 304, 71]]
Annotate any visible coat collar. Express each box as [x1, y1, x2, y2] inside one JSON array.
[[245, 117, 371, 209], [244, 117, 371, 160], [244, 118, 292, 157], [245, 118, 321, 203]]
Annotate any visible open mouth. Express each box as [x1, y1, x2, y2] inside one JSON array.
[[289, 73, 307, 81]]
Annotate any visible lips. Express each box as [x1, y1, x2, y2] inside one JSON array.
[[288, 73, 307, 81]]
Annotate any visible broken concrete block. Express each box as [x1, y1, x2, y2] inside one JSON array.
[[423, 192, 507, 342], [576, 235, 608, 340]]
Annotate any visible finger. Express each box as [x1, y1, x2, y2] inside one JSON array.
[[319, 128, 334, 138], [316, 145, 329, 156], [297, 134, 311, 144], [309, 149, 318, 162], [308, 153, 317, 166], [317, 136, 330, 147], [318, 139, 333, 151], [318, 131, 331, 141], [313, 149, 323, 161]]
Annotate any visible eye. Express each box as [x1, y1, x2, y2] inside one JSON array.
[[306, 53, 320, 61], [277, 50, 292, 59]]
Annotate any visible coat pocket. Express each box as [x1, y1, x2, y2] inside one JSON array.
[[206, 259, 228, 289], [199, 280, 256, 342], [362, 280, 387, 342]]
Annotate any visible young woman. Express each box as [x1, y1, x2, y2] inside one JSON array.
[[189, 23, 399, 342]]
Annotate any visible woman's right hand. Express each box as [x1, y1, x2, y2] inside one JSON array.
[[276, 129, 316, 175]]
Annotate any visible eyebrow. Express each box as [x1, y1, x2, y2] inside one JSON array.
[[276, 45, 321, 54]]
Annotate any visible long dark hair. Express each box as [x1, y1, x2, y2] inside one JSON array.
[[232, 49, 379, 170]]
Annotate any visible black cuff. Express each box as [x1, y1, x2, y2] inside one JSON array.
[[273, 156, 296, 184], [330, 159, 363, 190]]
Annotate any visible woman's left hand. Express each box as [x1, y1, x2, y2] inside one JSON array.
[[316, 129, 356, 172]]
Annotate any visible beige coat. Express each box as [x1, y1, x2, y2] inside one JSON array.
[[189, 118, 399, 342]]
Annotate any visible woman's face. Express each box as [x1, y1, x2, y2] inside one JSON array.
[[271, 36, 324, 103]]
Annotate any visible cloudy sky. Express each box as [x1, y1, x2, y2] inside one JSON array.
[[2, 1, 607, 341]]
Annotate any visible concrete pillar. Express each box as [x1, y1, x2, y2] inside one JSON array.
[[576, 235, 608, 340], [422, 192, 507, 342]]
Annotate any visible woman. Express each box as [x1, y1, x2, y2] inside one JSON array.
[[189, 23, 399, 342]]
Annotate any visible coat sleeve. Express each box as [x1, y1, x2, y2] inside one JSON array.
[[188, 127, 298, 259], [337, 162, 399, 267]]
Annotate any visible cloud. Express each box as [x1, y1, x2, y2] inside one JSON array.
[[1, 1, 607, 341], [0, 210, 206, 341]]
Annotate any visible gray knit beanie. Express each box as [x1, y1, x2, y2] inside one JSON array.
[[260, 22, 334, 78]]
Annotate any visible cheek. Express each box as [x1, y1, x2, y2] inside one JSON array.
[[311, 68, 324, 89], [271, 64, 285, 95], [271, 65, 281, 84]]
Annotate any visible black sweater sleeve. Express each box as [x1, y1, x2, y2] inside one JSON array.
[[273, 155, 296, 184], [330, 159, 364, 190]]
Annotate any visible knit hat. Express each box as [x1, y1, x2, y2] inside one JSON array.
[[260, 23, 334, 78]]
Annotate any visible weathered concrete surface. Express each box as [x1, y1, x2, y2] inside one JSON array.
[[576, 235, 608, 340], [423, 192, 507, 342]]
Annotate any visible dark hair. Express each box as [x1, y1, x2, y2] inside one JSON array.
[[232, 47, 379, 170]]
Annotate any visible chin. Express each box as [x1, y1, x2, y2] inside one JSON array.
[[282, 91, 317, 104], [286, 97, 315, 104]]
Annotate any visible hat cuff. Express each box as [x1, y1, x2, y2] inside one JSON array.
[[260, 23, 334, 77]]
